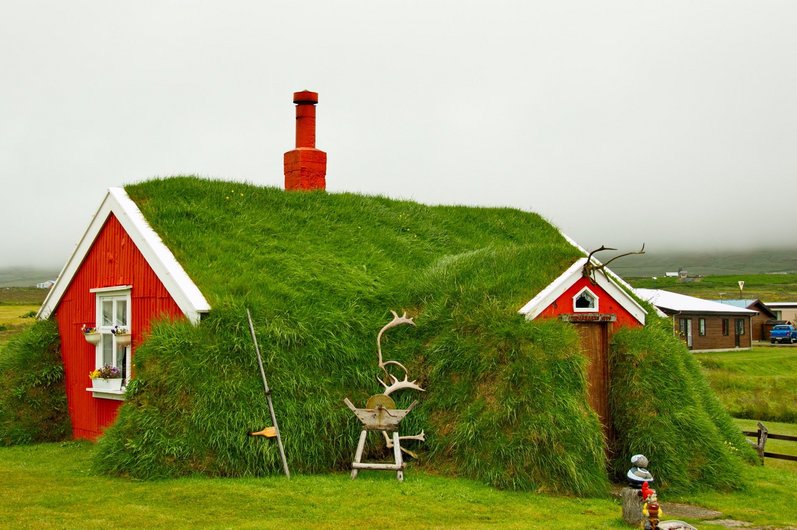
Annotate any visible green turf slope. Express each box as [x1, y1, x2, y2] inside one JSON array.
[[80, 176, 750, 494]]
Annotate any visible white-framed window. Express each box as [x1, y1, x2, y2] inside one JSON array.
[[572, 287, 599, 312], [90, 286, 132, 396]]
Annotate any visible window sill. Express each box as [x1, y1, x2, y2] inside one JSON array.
[[86, 387, 126, 401]]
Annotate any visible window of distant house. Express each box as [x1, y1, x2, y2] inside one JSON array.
[[735, 318, 745, 336], [699, 318, 706, 336], [572, 287, 598, 312], [722, 319, 729, 336], [90, 286, 132, 391], [678, 318, 689, 337]]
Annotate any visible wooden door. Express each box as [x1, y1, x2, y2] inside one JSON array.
[[574, 323, 611, 441]]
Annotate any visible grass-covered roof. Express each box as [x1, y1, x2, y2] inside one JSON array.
[[82, 176, 754, 494]]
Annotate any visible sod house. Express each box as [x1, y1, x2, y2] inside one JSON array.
[[37, 184, 648, 443], [25, 92, 752, 494]]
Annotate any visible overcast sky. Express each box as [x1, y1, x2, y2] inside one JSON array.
[[2, 1, 796, 268]]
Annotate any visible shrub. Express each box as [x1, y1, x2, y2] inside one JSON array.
[[0, 319, 70, 445], [610, 318, 757, 493]]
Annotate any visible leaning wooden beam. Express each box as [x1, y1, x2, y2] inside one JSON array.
[[247, 308, 290, 479]]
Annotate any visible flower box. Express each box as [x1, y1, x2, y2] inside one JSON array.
[[91, 378, 123, 392], [114, 333, 131, 347], [83, 332, 101, 345]]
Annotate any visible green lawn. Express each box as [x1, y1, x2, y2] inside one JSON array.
[[695, 346, 797, 423], [4, 442, 797, 529], [734, 418, 797, 473], [2, 442, 630, 529]]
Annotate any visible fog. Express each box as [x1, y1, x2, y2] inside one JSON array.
[[2, 1, 796, 268]]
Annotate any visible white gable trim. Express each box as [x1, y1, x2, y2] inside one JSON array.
[[38, 187, 210, 324], [518, 257, 647, 325]]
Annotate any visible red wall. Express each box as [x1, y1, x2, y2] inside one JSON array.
[[536, 276, 642, 329], [54, 214, 184, 440]]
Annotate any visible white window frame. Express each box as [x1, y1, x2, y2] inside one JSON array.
[[572, 286, 599, 313], [87, 286, 132, 400]]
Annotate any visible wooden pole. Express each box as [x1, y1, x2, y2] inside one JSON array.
[[247, 308, 290, 479]]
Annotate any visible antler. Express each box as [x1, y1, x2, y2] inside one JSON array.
[[378, 371, 426, 396], [382, 429, 426, 457], [376, 310, 415, 381], [583, 244, 645, 282]]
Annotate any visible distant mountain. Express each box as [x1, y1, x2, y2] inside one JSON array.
[[0, 267, 60, 287], [607, 248, 797, 278]]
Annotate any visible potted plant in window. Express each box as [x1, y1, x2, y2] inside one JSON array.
[[112, 326, 131, 347], [89, 365, 123, 391], [81, 324, 101, 345]]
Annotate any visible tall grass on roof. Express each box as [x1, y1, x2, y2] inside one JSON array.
[[0, 319, 70, 445], [84, 176, 750, 494]]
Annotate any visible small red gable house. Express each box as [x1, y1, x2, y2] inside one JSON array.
[[518, 254, 646, 433], [37, 189, 211, 439], [37, 91, 646, 441]]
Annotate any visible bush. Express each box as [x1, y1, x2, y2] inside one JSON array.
[[0, 319, 71, 445], [610, 319, 757, 493]]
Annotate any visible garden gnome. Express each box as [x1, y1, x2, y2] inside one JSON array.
[[641, 481, 660, 530], [621, 454, 655, 525]]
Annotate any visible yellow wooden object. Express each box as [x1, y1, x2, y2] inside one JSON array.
[[250, 426, 277, 438]]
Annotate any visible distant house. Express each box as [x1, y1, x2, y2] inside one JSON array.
[[36, 280, 56, 289], [635, 288, 756, 351], [713, 299, 778, 342], [764, 302, 797, 325]]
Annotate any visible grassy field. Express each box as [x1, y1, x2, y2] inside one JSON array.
[[734, 418, 797, 473], [0, 305, 41, 349], [0, 286, 49, 305], [628, 273, 797, 302], [2, 442, 797, 529], [608, 248, 797, 277], [695, 346, 797, 423], [0, 287, 46, 349]]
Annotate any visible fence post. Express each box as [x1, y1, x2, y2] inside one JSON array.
[[756, 421, 768, 463]]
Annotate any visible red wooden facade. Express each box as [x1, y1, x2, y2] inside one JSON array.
[[535, 276, 642, 330], [53, 214, 183, 440], [534, 275, 641, 440]]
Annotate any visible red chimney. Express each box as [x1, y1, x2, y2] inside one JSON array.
[[284, 90, 327, 191]]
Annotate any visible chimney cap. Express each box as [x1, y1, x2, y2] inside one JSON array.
[[293, 90, 318, 104]]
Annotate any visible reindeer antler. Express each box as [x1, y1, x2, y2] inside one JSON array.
[[375, 310, 424, 395], [377, 311, 415, 378], [583, 243, 645, 283]]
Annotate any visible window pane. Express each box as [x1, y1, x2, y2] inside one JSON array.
[[115, 345, 126, 378], [102, 300, 113, 326], [116, 299, 128, 326], [102, 335, 114, 366]]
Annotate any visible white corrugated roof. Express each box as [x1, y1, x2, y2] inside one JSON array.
[[635, 289, 756, 315], [764, 302, 797, 307]]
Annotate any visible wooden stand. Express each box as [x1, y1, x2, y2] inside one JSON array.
[[351, 430, 405, 481], [344, 397, 417, 482]]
